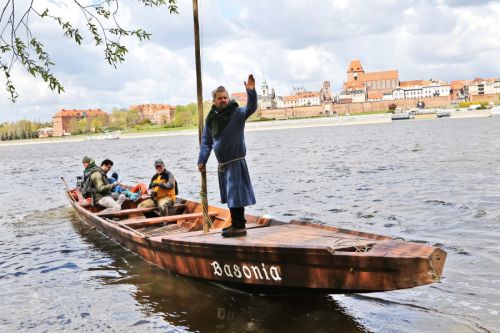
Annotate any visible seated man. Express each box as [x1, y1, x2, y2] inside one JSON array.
[[90, 159, 125, 213], [82, 156, 97, 178], [80, 156, 99, 200], [138, 159, 177, 216]]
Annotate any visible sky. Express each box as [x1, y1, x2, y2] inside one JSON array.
[[1, 0, 500, 122]]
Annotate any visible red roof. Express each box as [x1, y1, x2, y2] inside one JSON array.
[[231, 92, 247, 101], [347, 59, 364, 72], [362, 70, 399, 81], [53, 109, 106, 118], [296, 92, 320, 98], [400, 80, 424, 87], [470, 77, 496, 84], [450, 80, 467, 90], [283, 95, 299, 102]]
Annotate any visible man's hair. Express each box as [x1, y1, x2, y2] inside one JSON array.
[[212, 86, 229, 100], [101, 159, 113, 167]]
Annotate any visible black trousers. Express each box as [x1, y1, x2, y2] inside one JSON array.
[[229, 207, 246, 229]]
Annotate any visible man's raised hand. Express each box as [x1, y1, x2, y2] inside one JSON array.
[[245, 74, 255, 90]]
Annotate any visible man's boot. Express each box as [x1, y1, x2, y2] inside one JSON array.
[[222, 207, 247, 237], [221, 226, 247, 237]]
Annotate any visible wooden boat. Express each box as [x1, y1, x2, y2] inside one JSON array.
[[65, 187, 446, 293]]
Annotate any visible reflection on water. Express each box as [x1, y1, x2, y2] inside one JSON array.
[[1, 117, 500, 332]]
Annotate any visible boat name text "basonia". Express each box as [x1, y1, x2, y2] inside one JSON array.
[[211, 261, 282, 281]]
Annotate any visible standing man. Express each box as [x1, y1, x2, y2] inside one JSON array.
[[138, 159, 177, 216], [198, 74, 257, 237]]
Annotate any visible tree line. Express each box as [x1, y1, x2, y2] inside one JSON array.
[[1, 98, 260, 141], [67, 102, 214, 135], [0, 119, 52, 141], [0, 101, 212, 140]]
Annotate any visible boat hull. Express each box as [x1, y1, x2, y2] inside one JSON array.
[[68, 193, 446, 293]]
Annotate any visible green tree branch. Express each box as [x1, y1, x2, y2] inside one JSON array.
[[0, 0, 178, 102]]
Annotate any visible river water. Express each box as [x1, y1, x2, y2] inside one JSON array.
[[1, 116, 499, 333]]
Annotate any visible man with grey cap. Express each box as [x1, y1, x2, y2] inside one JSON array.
[[138, 159, 177, 216]]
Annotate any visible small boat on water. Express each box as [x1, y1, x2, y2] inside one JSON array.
[[64, 183, 446, 293], [85, 131, 120, 141], [391, 113, 412, 121], [436, 110, 451, 118]]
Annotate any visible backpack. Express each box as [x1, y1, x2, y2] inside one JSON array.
[[80, 168, 99, 198]]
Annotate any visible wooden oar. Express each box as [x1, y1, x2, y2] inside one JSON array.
[[192, 0, 211, 233], [61, 176, 70, 192]]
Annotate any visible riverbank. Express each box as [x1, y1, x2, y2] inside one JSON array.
[[0, 109, 493, 147]]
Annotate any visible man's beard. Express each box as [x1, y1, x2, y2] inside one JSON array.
[[217, 103, 228, 111]]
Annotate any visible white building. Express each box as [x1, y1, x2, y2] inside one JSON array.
[[382, 92, 394, 100], [339, 81, 366, 103], [392, 88, 405, 100], [468, 78, 500, 95], [296, 92, 321, 106], [392, 80, 450, 100], [421, 81, 450, 98], [275, 91, 321, 108]]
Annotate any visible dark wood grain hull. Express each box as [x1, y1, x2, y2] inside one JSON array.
[[68, 193, 446, 293]]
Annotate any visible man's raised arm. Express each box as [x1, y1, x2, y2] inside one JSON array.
[[244, 74, 257, 118]]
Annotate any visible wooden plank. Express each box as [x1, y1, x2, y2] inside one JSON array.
[[96, 203, 187, 218], [97, 207, 157, 217], [289, 220, 392, 241], [142, 224, 190, 237], [122, 212, 218, 228], [160, 223, 376, 250], [154, 222, 268, 242]]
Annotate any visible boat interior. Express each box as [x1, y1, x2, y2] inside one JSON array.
[[69, 188, 268, 235], [67, 188, 389, 252]]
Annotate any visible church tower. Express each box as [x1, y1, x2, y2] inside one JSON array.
[[261, 80, 269, 97], [347, 59, 364, 82], [320, 81, 332, 101]]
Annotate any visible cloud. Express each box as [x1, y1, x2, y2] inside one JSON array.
[[439, 0, 495, 8], [1, 0, 500, 122]]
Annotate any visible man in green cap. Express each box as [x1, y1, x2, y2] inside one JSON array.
[[80, 156, 99, 199]]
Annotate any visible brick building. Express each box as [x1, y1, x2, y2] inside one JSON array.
[[52, 109, 106, 136], [340, 60, 399, 103], [231, 92, 248, 106], [130, 104, 176, 125], [450, 80, 469, 101]]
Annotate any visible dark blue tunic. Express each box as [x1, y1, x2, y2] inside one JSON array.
[[198, 89, 257, 208]]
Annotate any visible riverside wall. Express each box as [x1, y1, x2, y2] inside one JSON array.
[[469, 94, 500, 103], [260, 94, 500, 119]]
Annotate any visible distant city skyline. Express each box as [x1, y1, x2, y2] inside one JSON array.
[[1, 0, 500, 122]]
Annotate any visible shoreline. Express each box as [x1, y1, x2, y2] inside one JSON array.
[[0, 110, 493, 147]]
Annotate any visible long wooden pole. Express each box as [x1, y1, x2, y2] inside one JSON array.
[[192, 0, 210, 233]]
